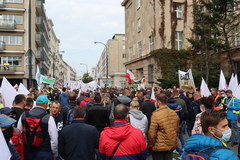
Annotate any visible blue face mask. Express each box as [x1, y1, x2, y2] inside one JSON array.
[[215, 128, 232, 142]]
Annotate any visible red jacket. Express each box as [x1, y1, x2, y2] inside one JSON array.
[[80, 97, 90, 108], [11, 128, 24, 160], [99, 119, 148, 160]]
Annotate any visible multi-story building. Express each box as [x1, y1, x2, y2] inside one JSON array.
[[0, 0, 76, 88], [121, 0, 194, 86], [96, 34, 127, 88]]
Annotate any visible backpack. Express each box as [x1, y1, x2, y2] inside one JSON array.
[[66, 108, 74, 125], [23, 111, 49, 150], [184, 146, 228, 160]]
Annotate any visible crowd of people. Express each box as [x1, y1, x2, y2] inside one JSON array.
[[1, 86, 240, 160]]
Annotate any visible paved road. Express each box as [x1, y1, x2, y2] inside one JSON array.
[[146, 133, 239, 160]]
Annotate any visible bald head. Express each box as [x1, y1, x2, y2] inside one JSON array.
[[114, 104, 129, 120]]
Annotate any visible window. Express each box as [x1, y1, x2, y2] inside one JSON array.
[[122, 54, 126, 58], [137, 0, 141, 9], [137, 41, 142, 57], [149, 35, 154, 51], [4, 0, 23, 3], [129, 47, 133, 60], [137, 18, 141, 33], [0, 15, 23, 24], [175, 32, 183, 50], [148, 64, 154, 83], [0, 35, 22, 45], [175, 3, 183, 19], [0, 56, 21, 66], [122, 37, 125, 41], [122, 45, 126, 50]]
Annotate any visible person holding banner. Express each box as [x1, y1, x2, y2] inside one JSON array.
[[225, 90, 240, 147]]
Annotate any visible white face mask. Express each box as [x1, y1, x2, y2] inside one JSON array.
[[214, 128, 232, 142], [200, 104, 205, 112]]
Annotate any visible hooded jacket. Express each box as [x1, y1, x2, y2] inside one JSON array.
[[80, 97, 90, 108], [167, 97, 184, 124], [182, 133, 239, 160], [59, 93, 69, 108], [129, 110, 148, 138], [99, 119, 148, 160]]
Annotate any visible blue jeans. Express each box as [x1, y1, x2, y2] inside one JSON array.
[[25, 151, 52, 160], [229, 120, 239, 143]]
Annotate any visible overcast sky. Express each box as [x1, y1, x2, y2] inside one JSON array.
[[45, 0, 125, 77]]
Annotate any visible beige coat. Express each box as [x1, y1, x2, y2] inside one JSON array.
[[148, 105, 179, 151]]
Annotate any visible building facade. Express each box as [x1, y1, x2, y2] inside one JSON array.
[[121, 0, 194, 87], [95, 34, 127, 88], [0, 0, 76, 88]]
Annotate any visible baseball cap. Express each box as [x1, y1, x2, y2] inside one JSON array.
[[0, 107, 16, 115], [36, 95, 49, 104], [0, 115, 16, 128]]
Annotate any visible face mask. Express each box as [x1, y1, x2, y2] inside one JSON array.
[[214, 128, 232, 142], [221, 95, 225, 98], [2, 126, 13, 143], [200, 105, 205, 112]]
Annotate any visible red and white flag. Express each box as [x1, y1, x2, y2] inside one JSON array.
[[151, 87, 156, 103], [125, 70, 135, 83]]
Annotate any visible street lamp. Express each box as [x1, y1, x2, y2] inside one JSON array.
[[80, 63, 88, 75], [94, 41, 108, 79]]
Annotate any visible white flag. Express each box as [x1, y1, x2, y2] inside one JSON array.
[[218, 70, 228, 91], [200, 78, 211, 97], [0, 130, 11, 160], [228, 74, 235, 91], [18, 83, 30, 95], [233, 84, 240, 99], [1, 77, 17, 108]]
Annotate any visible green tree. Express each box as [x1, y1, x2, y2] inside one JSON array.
[[189, 0, 240, 83], [81, 73, 93, 83]]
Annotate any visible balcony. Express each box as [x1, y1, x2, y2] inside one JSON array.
[[0, 65, 16, 74], [36, 47, 43, 60], [36, 0, 44, 15], [0, 19, 16, 30], [0, 41, 5, 51], [36, 17, 43, 31], [0, 0, 5, 8], [36, 33, 44, 47]]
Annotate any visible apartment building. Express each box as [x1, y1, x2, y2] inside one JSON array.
[[0, 0, 76, 88], [122, 0, 194, 86], [95, 34, 127, 88]]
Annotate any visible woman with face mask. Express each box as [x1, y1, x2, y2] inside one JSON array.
[[192, 96, 214, 135], [0, 115, 20, 160]]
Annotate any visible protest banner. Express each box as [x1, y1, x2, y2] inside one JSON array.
[[0, 129, 11, 160], [41, 75, 55, 85], [1, 77, 17, 108], [178, 69, 196, 92]]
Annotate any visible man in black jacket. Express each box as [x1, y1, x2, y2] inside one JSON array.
[[86, 94, 110, 133], [139, 94, 156, 127], [59, 106, 98, 160]]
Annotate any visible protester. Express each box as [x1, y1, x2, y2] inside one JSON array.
[[62, 92, 77, 125], [0, 107, 24, 160], [59, 106, 99, 160], [192, 96, 214, 134], [179, 90, 190, 109], [186, 92, 201, 136], [211, 88, 222, 110], [59, 87, 69, 108], [51, 101, 63, 132], [12, 94, 26, 126], [139, 94, 156, 128], [182, 110, 239, 160], [86, 94, 110, 133], [80, 93, 90, 107], [99, 104, 148, 159], [148, 93, 179, 160], [76, 92, 86, 105], [24, 97, 34, 110], [17, 95, 58, 160], [225, 89, 240, 146], [129, 97, 148, 138], [0, 115, 20, 160]]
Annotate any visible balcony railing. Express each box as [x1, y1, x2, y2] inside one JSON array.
[[0, 41, 5, 51], [0, 0, 6, 8], [36, 0, 44, 14], [0, 19, 16, 30], [0, 65, 16, 74]]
